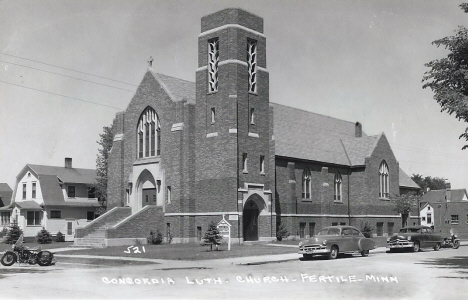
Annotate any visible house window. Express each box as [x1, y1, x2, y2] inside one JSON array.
[[22, 183, 26, 199], [451, 215, 459, 224], [260, 155, 265, 174], [379, 161, 389, 198], [88, 187, 96, 198], [340, 222, 346, 226], [32, 182, 36, 199], [0, 212, 10, 226], [308, 222, 315, 237], [26, 211, 41, 226], [247, 39, 257, 93], [250, 108, 255, 125], [208, 38, 219, 93], [145, 195, 149, 203], [211, 107, 216, 124], [87, 211, 95, 221], [137, 107, 160, 159], [242, 153, 248, 173], [332, 222, 338, 226], [427, 214, 432, 224], [299, 222, 306, 239], [197, 226, 202, 241], [302, 168, 311, 199], [421, 216, 426, 221], [167, 186, 171, 204], [334, 172, 342, 201], [376, 222, 384, 236], [68, 186, 75, 198], [388, 222, 394, 235], [50, 210, 61, 219]]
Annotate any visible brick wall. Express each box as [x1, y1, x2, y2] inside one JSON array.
[[433, 201, 468, 238], [107, 206, 164, 238], [75, 207, 131, 238]]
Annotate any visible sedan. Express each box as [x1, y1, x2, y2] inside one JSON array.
[[298, 226, 376, 260], [387, 225, 443, 252]]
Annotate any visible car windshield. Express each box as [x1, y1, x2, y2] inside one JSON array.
[[318, 228, 341, 236], [399, 228, 421, 233]]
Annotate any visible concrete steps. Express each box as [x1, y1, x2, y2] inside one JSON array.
[[73, 237, 106, 248]]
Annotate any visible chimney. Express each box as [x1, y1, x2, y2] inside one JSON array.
[[445, 182, 451, 202], [355, 122, 362, 138], [65, 157, 73, 169]]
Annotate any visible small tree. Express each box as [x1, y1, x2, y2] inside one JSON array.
[[147, 230, 163, 245], [95, 125, 113, 215], [392, 192, 420, 227], [55, 231, 65, 242], [276, 223, 290, 241], [360, 221, 374, 238], [36, 228, 52, 244], [5, 224, 23, 244], [202, 221, 223, 251]]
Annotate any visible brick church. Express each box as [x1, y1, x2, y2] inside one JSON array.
[[77, 8, 420, 246]]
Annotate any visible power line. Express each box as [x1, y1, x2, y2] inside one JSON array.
[[0, 60, 135, 92], [393, 144, 468, 160], [0, 80, 125, 110], [0, 53, 138, 87]]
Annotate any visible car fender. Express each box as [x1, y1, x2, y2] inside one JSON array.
[[358, 238, 375, 251]]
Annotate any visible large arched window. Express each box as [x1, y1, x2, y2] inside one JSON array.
[[334, 172, 342, 201], [379, 161, 389, 198], [137, 107, 160, 159], [302, 168, 312, 199]]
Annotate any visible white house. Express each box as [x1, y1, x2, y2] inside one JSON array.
[[7, 158, 100, 241], [420, 203, 434, 227]]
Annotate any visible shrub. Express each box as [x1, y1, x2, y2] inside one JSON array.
[[55, 231, 65, 242], [202, 221, 223, 251], [5, 224, 23, 244], [0, 227, 8, 238], [36, 228, 52, 244], [276, 223, 290, 241], [360, 222, 374, 238], [147, 229, 163, 245]]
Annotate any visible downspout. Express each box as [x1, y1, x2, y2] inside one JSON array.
[[348, 169, 351, 226], [237, 84, 240, 245]]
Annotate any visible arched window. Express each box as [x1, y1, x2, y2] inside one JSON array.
[[334, 172, 342, 201], [302, 168, 312, 199], [379, 161, 389, 198], [137, 107, 160, 159]]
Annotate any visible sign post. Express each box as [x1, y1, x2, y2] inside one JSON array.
[[217, 214, 232, 251]]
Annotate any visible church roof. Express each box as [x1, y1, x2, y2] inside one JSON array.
[[27, 164, 97, 184], [399, 168, 420, 189], [150, 71, 196, 104], [0, 183, 12, 207]]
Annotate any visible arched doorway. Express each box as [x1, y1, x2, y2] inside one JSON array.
[[243, 200, 259, 241], [135, 169, 157, 212]]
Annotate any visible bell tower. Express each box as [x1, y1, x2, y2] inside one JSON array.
[[194, 8, 274, 241]]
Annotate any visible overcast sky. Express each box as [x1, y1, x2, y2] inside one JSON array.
[[1, 0, 468, 191]]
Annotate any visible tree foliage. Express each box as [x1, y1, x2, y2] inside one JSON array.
[[422, 3, 468, 149], [5, 224, 23, 244], [36, 228, 52, 244], [96, 125, 113, 215], [202, 221, 223, 251], [411, 174, 447, 192], [392, 192, 421, 227]]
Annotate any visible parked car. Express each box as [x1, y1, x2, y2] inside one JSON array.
[[298, 226, 376, 260], [387, 225, 443, 252]]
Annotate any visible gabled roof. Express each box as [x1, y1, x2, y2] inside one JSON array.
[[399, 168, 421, 189], [27, 164, 97, 184], [0, 183, 13, 207], [422, 189, 468, 203], [15, 201, 42, 210], [341, 135, 380, 166], [150, 71, 196, 104], [38, 175, 66, 206]]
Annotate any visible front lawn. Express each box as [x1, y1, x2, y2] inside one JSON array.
[[0, 242, 73, 252], [62, 242, 297, 261]]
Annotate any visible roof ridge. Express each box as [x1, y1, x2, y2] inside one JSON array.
[[339, 139, 352, 166]]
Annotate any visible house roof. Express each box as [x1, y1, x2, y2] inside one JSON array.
[[0, 183, 13, 207], [422, 189, 468, 203], [15, 201, 42, 210], [27, 164, 97, 184], [150, 71, 196, 104], [399, 168, 421, 189], [37, 175, 99, 207]]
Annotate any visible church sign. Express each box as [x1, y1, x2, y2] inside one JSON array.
[[217, 215, 231, 251]]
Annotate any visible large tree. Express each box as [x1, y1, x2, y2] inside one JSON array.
[[392, 192, 421, 227], [95, 125, 113, 215], [411, 174, 447, 192], [422, 3, 468, 149]]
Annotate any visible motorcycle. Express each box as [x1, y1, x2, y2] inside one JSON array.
[[1, 234, 54, 266], [441, 229, 460, 249]]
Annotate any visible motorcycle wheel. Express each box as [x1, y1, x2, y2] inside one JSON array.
[[37, 251, 53, 266], [453, 240, 460, 249], [1, 251, 17, 266]]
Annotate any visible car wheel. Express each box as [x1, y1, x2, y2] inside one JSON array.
[[433, 243, 441, 251], [389, 248, 397, 253], [302, 254, 313, 260], [361, 250, 369, 257], [328, 246, 339, 259], [412, 241, 420, 252]]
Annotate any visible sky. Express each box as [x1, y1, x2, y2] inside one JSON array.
[[1, 0, 468, 191]]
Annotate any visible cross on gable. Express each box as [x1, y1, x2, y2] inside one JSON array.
[[147, 56, 153, 68]]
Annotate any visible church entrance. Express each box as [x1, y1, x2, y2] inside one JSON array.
[[243, 200, 259, 241], [142, 188, 156, 207]]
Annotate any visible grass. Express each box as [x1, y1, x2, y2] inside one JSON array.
[[62, 242, 297, 261], [0, 241, 73, 252]]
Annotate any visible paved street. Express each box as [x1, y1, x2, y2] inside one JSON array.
[[0, 245, 467, 300]]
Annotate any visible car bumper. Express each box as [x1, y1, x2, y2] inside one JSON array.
[[387, 241, 414, 249], [298, 246, 329, 255]]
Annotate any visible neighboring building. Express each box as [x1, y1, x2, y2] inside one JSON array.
[[0, 183, 13, 229], [8, 158, 100, 241], [76, 8, 420, 247], [421, 185, 468, 238]]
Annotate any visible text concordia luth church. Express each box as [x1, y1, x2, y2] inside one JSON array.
[[77, 8, 420, 246]]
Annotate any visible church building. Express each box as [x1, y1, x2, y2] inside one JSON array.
[[75, 8, 420, 247]]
